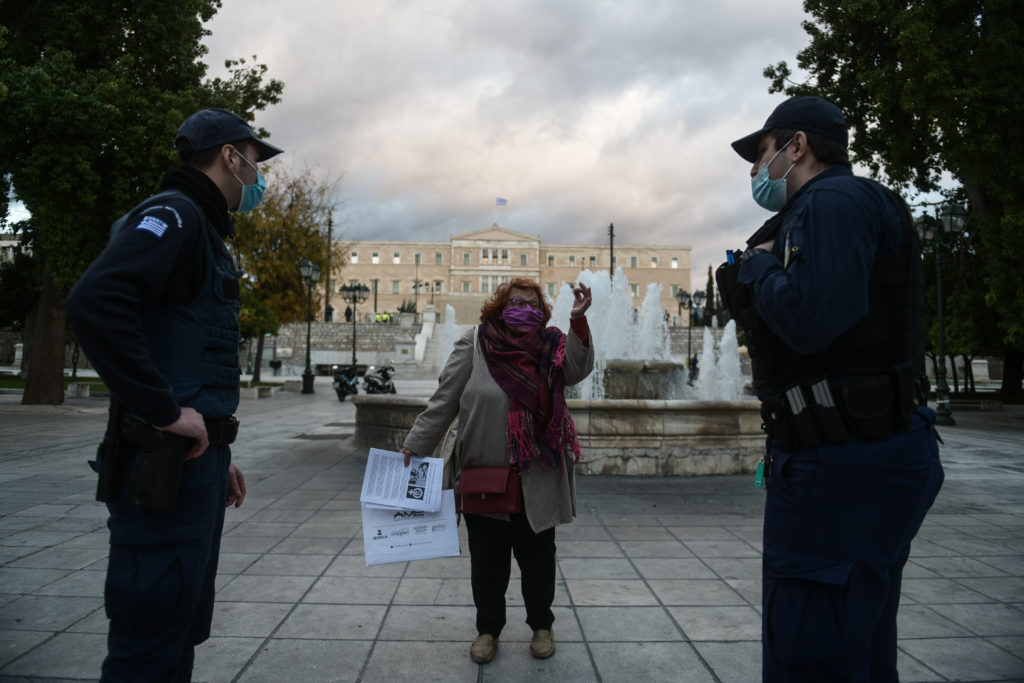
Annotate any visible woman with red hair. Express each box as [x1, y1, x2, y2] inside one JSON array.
[[402, 277, 594, 665]]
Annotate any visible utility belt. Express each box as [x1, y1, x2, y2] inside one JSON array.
[[761, 364, 924, 454], [93, 407, 239, 511]]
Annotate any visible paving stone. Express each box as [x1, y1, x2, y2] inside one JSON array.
[[304, 576, 400, 604], [648, 579, 746, 606], [899, 637, 1024, 681], [0, 631, 106, 678], [558, 557, 639, 580], [216, 574, 316, 603], [620, 539, 695, 558], [242, 553, 333, 577], [480, 641, 596, 681], [0, 594, 101, 632], [362, 641, 478, 681], [0, 628, 50, 668], [576, 606, 681, 641], [591, 641, 716, 682], [668, 605, 761, 641], [693, 640, 762, 683], [209, 601, 295, 638], [237, 639, 372, 682], [564, 579, 658, 606], [192, 636, 264, 683], [274, 603, 387, 639]]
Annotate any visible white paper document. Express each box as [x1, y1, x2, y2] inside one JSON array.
[[359, 448, 444, 512], [362, 488, 460, 565]]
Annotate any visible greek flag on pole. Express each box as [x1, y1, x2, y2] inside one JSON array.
[[495, 197, 507, 206]]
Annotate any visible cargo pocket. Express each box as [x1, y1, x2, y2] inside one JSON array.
[[765, 576, 847, 670]]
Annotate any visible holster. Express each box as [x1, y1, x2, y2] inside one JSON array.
[[94, 402, 127, 503], [119, 415, 193, 512]]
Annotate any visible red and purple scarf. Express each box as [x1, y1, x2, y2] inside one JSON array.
[[478, 318, 581, 473]]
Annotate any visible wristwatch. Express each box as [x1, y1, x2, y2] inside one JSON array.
[[739, 247, 770, 264]]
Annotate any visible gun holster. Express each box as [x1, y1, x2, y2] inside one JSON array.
[[119, 415, 193, 513]]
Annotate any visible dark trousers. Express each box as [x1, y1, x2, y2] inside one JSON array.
[[464, 511, 556, 637], [101, 446, 230, 682], [761, 408, 944, 682]]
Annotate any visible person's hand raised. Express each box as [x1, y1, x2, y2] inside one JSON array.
[[570, 283, 592, 319]]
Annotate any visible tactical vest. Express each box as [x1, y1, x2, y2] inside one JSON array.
[[112, 190, 241, 418], [743, 180, 924, 391]]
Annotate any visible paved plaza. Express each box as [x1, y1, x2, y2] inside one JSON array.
[[0, 378, 1022, 682]]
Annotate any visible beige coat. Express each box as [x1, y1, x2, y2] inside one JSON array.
[[403, 324, 595, 533]]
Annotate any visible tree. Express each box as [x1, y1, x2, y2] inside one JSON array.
[[230, 167, 343, 381], [764, 0, 1023, 398], [0, 2, 283, 404]]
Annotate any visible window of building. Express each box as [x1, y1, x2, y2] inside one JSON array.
[[671, 256, 679, 269], [630, 255, 638, 268], [371, 251, 380, 265], [546, 283, 555, 296], [391, 280, 400, 294], [461, 280, 470, 293], [414, 252, 421, 265], [501, 249, 508, 263], [371, 279, 379, 295], [435, 252, 443, 265], [520, 253, 528, 266], [434, 281, 442, 292], [492, 248, 499, 262], [569, 255, 576, 266], [611, 255, 617, 266], [630, 283, 639, 297], [481, 248, 489, 264], [589, 255, 597, 267], [349, 251, 358, 264], [463, 252, 470, 265], [651, 256, 659, 268], [547, 254, 555, 266], [393, 251, 401, 264]]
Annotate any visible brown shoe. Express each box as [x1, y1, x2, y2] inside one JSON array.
[[530, 629, 555, 659], [470, 634, 497, 664]]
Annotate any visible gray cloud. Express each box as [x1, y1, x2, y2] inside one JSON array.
[[203, 0, 813, 290]]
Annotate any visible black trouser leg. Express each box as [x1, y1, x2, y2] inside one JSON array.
[[510, 511, 556, 631], [465, 513, 513, 637]]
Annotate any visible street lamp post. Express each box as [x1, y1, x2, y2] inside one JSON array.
[[675, 289, 706, 383], [340, 283, 370, 367], [915, 202, 967, 426], [299, 258, 321, 394]]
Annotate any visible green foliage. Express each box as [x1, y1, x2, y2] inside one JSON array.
[[398, 298, 418, 313], [238, 287, 279, 340], [764, 0, 1023, 359], [0, 1, 284, 402], [231, 167, 342, 326]]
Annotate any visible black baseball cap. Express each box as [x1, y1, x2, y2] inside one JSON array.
[[731, 96, 848, 163], [175, 108, 284, 162]]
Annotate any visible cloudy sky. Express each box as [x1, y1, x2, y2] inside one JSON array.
[[202, 0, 818, 291]]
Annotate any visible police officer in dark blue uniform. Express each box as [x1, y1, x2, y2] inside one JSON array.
[[717, 97, 944, 681], [68, 108, 282, 682]]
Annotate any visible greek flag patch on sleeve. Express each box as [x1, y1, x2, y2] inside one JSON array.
[[136, 215, 170, 238]]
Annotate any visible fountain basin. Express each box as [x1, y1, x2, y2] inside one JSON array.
[[352, 395, 764, 476], [595, 359, 689, 399]]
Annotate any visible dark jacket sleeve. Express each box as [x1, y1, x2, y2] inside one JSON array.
[[67, 197, 203, 426]]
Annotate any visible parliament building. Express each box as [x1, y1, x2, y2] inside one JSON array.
[[334, 224, 692, 324]]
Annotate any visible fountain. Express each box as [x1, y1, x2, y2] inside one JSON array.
[[353, 269, 763, 476]]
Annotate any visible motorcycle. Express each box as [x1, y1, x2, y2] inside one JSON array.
[[331, 364, 359, 402], [363, 365, 396, 394]]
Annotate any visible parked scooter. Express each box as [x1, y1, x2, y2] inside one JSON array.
[[332, 364, 359, 402], [363, 365, 396, 394]]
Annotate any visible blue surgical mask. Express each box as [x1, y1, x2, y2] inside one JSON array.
[[231, 147, 266, 212], [751, 138, 794, 212]]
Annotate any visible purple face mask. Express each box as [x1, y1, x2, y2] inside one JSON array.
[[502, 305, 544, 329]]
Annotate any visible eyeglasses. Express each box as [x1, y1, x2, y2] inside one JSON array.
[[505, 296, 541, 309]]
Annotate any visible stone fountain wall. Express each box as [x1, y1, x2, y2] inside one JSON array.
[[351, 395, 763, 476]]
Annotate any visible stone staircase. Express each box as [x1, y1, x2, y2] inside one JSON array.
[[403, 323, 474, 380]]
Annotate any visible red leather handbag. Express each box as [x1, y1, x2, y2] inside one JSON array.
[[456, 466, 522, 514]]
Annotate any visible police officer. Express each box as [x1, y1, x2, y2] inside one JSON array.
[[67, 108, 282, 681], [717, 96, 944, 681]]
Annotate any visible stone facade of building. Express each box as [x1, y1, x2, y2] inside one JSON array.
[[335, 224, 692, 325]]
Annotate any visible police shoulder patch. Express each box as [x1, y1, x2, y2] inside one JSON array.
[[136, 215, 170, 238]]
